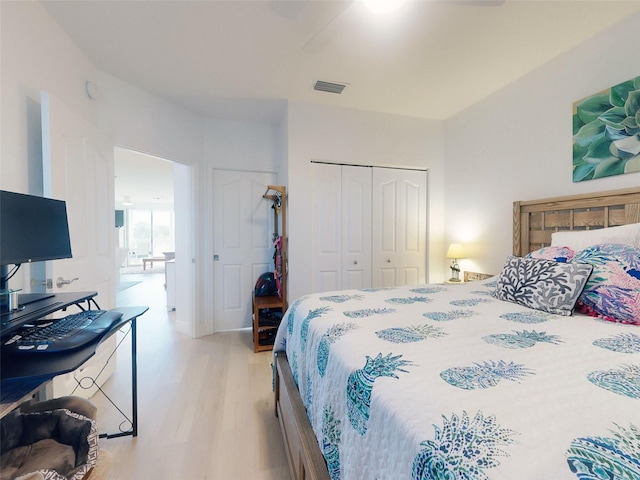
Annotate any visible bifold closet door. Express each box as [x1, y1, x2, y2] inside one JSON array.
[[341, 166, 371, 290], [372, 168, 427, 288], [312, 163, 342, 293], [311, 164, 372, 293]]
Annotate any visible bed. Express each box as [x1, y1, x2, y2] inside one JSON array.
[[273, 187, 640, 480]]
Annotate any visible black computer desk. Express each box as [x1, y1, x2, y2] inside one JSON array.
[[0, 292, 148, 438]]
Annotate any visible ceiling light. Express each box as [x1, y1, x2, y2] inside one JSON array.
[[362, 0, 406, 14], [122, 195, 133, 206]]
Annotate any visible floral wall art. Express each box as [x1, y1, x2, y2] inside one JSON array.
[[573, 75, 640, 182]]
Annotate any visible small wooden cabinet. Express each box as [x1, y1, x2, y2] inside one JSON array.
[[252, 185, 287, 352], [252, 294, 286, 352]]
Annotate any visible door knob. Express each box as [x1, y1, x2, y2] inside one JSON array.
[[56, 277, 79, 288], [386, 259, 391, 263], [353, 260, 358, 265]]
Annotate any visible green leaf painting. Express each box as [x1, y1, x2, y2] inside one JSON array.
[[573, 75, 640, 182]]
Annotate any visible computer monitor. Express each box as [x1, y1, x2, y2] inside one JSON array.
[[0, 190, 72, 302]]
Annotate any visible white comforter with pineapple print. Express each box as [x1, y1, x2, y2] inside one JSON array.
[[273, 278, 640, 480]]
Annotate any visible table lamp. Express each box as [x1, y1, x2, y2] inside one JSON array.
[[446, 243, 466, 282]]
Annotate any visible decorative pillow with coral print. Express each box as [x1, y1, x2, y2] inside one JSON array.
[[493, 256, 593, 316], [526, 246, 575, 263], [572, 243, 640, 325]]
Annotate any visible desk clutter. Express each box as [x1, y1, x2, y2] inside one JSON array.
[[0, 396, 98, 480], [1, 292, 148, 480]]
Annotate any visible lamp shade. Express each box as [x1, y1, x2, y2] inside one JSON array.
[[446, 243, 466, 259]]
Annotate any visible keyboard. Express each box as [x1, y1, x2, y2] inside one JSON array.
[[2, 309, 123, 354]]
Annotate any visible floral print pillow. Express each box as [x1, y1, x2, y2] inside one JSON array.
[[572, 244, 640, 325], [526, 246, 576, 263]]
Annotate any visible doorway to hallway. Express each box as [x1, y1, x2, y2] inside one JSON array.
[[114, 147, 176, 319], [114, 147, 175, 271]]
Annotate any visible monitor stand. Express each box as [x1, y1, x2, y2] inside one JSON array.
[[1, 264, 54, 310]]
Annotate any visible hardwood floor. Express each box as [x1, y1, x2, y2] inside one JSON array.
[[92, 273, 291, 479]]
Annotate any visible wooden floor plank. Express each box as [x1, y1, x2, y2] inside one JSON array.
[[90, 272, 291, 479]]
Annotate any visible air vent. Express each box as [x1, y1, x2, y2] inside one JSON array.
[[314, 80, 347, 94]]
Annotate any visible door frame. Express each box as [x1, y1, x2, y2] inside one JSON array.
[[113, 146, 197, 337], [173, 161, 196, 337]]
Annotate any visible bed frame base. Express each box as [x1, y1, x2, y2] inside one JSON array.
[[274, 352, 330, 480]]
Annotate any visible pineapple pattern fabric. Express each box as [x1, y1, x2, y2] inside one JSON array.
[[346, 353, 413, 435], [412, 411, 518, 480], [566, 423, 640, 480], [272, 277, 640, 479]]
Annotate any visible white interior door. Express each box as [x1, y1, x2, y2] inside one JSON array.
[[372, 168, 399, 287], [41, 91, 116, 399], [397, 169, 428, 285], [212, 170, 276, 331], [372, 168, 427, 287], [342, 165, 371, 290], [41, 92, 115, 308], [312, 163, 342, 293]]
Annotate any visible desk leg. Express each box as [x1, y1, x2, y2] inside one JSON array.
[[131, 316, 138, 437], [99, 316, 139, 439]]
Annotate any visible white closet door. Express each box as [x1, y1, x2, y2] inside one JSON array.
[[372, 168, 427, 287], [372, 168, 399, 287], [312, 163, 342, 293], [398, 169, 428, 285], [342, 166, 372, 290]]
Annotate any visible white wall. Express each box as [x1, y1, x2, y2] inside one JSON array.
[[286, 102, 446, 301], [90, 81, 289, 336], [97, 72, 204, 167], [97, 71, 211, 336], [444, 11, 640, 278], [1, 1, 99, 193], [0, 1, 102, 293]]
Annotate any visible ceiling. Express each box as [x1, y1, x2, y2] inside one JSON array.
[[42, 1, 640, 208], [114, 147, 174, 209], [42, 0, 640, 123]]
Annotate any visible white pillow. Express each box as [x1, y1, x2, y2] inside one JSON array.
[[550, 222, 640, 251]]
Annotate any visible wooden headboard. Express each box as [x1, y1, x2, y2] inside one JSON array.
[[513, 187, 640, 257]]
